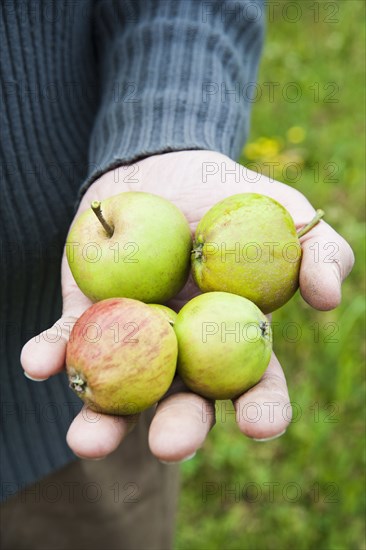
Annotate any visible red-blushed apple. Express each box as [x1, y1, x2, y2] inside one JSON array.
[[66, 297, 178, 415]]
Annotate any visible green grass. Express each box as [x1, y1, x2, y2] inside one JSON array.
[[175, 2, 365, 549]]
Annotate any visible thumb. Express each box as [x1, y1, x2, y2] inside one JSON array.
[[21, 315, 77, 381], [21, 277, 91, 380], [299, 221, 354, 311]]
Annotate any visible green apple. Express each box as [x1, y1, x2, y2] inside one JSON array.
[[148, 304, 177, 326], [192, 193, 323, 313], [174, 292, 272, 400], [66, 192, 192, 303], [66, 297, 178, 415]]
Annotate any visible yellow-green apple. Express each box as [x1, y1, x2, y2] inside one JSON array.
[[66, 297, 178, 415], [66, 192, 192, 303], [174, 292, 272, 400], [192, 193, 323, 313]]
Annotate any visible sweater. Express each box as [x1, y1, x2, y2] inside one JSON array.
[[0, 0, 264, 500]]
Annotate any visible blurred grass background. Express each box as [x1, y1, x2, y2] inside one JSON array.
[[175, 1, 365, 549]]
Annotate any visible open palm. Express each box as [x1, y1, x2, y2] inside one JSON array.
[[21, 151, 354, 461]]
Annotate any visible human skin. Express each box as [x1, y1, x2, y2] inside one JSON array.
[[21, 150, 354, 462]]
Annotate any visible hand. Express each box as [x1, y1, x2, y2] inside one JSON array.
[[21, 151, 354, 461]]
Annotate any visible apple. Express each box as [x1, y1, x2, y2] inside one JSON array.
[[191, 193, 323, 313], [66, 192, 192, 303], [66, 297, 178, 415], [174, 292, 272, 400], [148, 304, 177, 326]]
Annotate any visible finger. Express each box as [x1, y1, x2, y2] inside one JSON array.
[[66, 405, 138, 460], [234, 353, 291, 441], [148, 391, 215, 463], [299, 221, 355, 311], [21, 257, 91, 380], [20, 314, 78, 380]]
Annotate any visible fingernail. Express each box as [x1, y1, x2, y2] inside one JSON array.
[[160, 452, 196, 465], [24, 371, 49, 382], [253, 429, 287, 442]]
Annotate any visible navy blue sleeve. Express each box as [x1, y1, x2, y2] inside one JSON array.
[[84, 0, 265, 187]]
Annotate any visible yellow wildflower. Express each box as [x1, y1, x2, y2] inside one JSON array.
[[287, 126, 306, 144]]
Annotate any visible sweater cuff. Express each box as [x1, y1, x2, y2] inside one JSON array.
[[82, 0, 265, 195]]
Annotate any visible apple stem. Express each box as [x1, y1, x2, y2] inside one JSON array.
[[297, 209, 325, 238], [91, 200, 114, 238], [191, 243, 203, 260], [69, 373, 86, 394]]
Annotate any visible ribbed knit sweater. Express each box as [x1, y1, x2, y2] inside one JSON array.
[[0, 0, 264, 500]]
